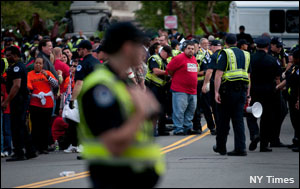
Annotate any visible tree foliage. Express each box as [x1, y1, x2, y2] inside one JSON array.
[[135, 1, 231, 35], [1, 1, 72, 29]]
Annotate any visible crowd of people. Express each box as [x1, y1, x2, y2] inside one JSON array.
[[1, 23, 299, 163]]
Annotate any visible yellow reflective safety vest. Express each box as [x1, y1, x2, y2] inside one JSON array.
[[1, 58, 9, 75], [167, 49, 181, 63], [77, 65, 165, 175], [220, 48, 250, 83], [146, 55, 167, 87], [196, 53, 205, 81]]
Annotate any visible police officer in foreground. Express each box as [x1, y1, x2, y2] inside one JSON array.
[[202, 40, 223, 134], [77, 22, 165, 188], [1, 46, 37, 161], [213, 34, 251, 156], [248, 36, 282, 152]]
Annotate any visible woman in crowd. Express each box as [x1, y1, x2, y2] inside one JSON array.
[[60, 59, 81, 153], [27, 57, 59, 154]]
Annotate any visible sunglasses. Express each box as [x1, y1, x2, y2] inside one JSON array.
[[71, 65, 77, 68]]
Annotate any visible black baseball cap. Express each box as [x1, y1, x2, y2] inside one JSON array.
[[171, 39, 179, 49], [238, 39, 248, 46], [102, 22, 146, 54], [77, 40, 92, 50], [225, 33, 237, 45], [255, 36, 270, 48], [92, 45, 104, 53], [270, 37, 285, 47], [211, 40, 222, 46]]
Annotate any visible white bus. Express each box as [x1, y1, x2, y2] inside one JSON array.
[[229, 1, 299, 48]]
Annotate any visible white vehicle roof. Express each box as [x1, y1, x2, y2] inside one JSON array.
[[231, 1, 299, 9]]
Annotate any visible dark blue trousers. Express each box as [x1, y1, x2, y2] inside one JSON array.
[[216, 89, 247, 152]]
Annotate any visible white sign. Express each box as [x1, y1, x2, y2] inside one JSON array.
[[164, 15, 178, 29]]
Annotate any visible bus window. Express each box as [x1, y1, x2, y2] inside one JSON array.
[[270, 10, 285, 33], [286, 10, 299, 33]]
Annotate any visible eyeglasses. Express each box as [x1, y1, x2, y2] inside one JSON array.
[[71, 65, 77, 68]]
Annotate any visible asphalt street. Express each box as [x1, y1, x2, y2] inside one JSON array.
[[1, 114, 299, 188]]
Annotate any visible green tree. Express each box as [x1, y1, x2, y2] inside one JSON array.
[[1, 1, 71, 29], [135, 1, 231, 35]]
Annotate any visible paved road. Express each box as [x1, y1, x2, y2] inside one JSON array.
[[1, 115, 299, 188]]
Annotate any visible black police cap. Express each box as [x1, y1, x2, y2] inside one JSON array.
[[171, 39, 179, 49], [77, 40, 92, 50], [211, 40, 222, 46], [92, 44, 104, 53], [270, 37, 285, 47], [225, 33, 237, 45], [255, 36, 271, 48]]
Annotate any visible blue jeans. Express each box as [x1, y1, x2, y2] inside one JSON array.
[[172, 92, 197, 133], [2, 113, 12, 153]]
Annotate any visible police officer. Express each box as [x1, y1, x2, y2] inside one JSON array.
[[77, 22, 165, 188], [249, 36, 282, 152], [287, 49, 299, 152], [213, 34, 251, 156], [145, 45, 172, 136], [277, 48, 300, 152], [268, 37, 289, 147], [192, 38, 216, 134], [1, 46, 37, 161], [202, 40, 223, 135], [69, 40, 100, 108]]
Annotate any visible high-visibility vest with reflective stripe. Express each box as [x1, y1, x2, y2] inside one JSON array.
[[196, 53, 205, 81], [167, 49, 181, 63], [1, 58, 9, 75], [221, 48, 250, 83], [77, 65, 165, 175], [145, 55, 167, 87]]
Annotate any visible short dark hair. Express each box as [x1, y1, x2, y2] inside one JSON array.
[[161, 45, 172, 56], [102, 22, 145, 55], [149, 42, 160, 56], [38, 39, 51, 51], [239, 25, 245, 31], [182, 40, 195, 51], [5, 46, 21, 57]]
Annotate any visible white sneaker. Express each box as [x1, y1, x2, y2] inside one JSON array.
[[64, 145, 77, 153], [3, 151, 9, 157], [76, 145, 83, 153], [1, 152, 4, 158]]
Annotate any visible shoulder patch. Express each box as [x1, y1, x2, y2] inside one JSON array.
[[152, 57, 156, 61], [93, 85, 115, 108], [14, 66, 20, 72], [76, 65, 82, 72], [277, 60, 281, 66]]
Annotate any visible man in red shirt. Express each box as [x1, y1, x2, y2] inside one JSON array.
[[166, 41, 198, 135]]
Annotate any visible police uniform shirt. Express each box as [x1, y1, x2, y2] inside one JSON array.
[[148, 55, 167, 81], [216, 47, 252, 76], [75, 54, 100, 81], [6, 61, 28, 97], [207, 49, 221, 81], [286, 65, 300, 99], [250, 50, 281, 93], [81, 64, 124, 136]]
